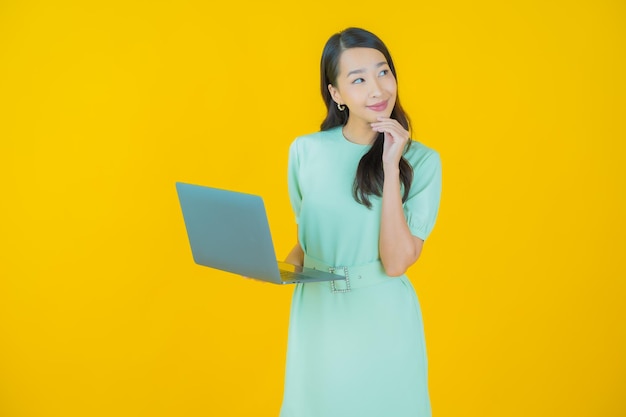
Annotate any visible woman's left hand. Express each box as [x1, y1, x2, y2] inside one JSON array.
[[371, 117, 410, 167]]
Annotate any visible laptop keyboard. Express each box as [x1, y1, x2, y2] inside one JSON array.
[[279, 270, 300, 281]]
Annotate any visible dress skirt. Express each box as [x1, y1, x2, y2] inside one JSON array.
[[279, 256, 432, 417]]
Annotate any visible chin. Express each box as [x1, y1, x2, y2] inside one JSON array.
[[371, 110, 393, 121]]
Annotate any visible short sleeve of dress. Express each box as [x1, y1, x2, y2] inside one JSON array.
[[287, 139, 302, 224], [403, 149, 442, 240]]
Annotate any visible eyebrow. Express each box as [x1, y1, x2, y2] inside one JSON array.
[[346, 61, 389, 77]]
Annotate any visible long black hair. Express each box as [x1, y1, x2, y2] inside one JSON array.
[[320, 27, 413, 209]]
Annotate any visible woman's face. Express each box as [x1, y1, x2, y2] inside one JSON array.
[[328, 47, 397, 125]]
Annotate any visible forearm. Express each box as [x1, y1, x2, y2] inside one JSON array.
[[285, 242, 304, 266], [379, 167, 422, 276]]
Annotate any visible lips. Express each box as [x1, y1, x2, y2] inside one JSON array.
[[367, 100, 388, 112]]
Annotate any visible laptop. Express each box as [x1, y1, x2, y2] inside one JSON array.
[[175, 182, 345, 285]]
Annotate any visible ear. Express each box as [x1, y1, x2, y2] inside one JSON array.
[[328, 83, 343, 106]]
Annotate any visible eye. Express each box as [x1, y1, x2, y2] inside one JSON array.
[[352, 78, 365, 84], [379, 69, 389, 76]]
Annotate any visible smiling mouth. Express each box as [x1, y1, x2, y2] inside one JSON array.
[[367, 100, 388, 112]]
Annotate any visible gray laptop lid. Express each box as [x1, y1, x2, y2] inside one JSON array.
[[176, 182, 281, 281]]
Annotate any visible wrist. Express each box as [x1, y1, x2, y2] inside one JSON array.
[[383, 163, 400, 175]]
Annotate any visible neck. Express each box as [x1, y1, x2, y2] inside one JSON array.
[[342, 118, 377, 145]]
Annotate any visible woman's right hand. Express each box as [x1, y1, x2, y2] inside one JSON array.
[[285, 242, 304, 266]]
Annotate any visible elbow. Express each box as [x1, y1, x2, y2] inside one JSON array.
[[383, 265, 407, 277], [381, 248, 422, 277], [381, 256, 413, 277]]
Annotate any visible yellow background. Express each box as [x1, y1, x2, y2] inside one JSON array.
[[1, 0, 625, 416]]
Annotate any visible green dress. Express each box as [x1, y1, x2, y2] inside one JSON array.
[[280, 126, 442, 417]]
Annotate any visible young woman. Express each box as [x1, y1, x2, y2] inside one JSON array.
[[280, 27, 442, 417]]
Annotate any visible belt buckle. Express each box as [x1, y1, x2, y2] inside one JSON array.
[[328, 266, 351, 293]]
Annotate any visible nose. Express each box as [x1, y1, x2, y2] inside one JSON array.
[[369, 78, 382, 98]]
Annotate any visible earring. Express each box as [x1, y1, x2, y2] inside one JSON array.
[[337, 103, 346, 111]]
